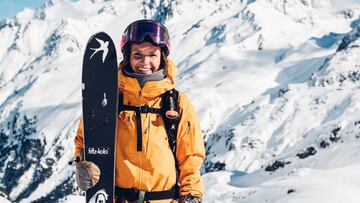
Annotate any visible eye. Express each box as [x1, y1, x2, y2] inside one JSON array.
[[132, 52, 143, 59]]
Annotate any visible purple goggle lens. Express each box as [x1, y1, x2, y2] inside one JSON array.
[[121, 20, 171, 55], [128, 21, 169, 44]]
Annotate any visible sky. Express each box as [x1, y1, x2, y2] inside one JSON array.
[[0, 0, 48, 21]]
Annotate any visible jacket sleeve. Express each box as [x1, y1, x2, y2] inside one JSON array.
[[74, 117, 84, 158], [176, 92, 205, 197]]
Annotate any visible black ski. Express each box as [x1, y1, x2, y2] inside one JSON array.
[[82, 32, 118, 203]]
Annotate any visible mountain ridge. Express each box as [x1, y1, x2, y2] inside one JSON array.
[[1, 0, 360, 202]]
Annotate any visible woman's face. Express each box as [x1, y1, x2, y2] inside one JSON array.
[[130, 42, 161, 75]]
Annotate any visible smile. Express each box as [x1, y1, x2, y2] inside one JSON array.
[[138, 67, 151, 71]]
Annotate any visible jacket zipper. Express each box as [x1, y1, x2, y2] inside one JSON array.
[[128, 115, 132, 153], [186, 121, 193, 154], [138, 90, 142, 105], [138, 90, 142, 190], [145, 113, 150, 156], [186, 121, 191, 135]]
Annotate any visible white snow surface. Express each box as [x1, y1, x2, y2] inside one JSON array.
[[1, 0, 360, 202]]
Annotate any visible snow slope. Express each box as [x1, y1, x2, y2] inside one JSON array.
[[1, 0, 360, 202]]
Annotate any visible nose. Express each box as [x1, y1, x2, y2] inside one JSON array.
[[140, 56, 150, 66]]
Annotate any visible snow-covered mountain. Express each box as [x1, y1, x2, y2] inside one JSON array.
[[1, 0, 360, 202]]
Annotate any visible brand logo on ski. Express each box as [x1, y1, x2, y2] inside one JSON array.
[[88, 188, 109, 203], [88, 147, 109, 155], [90, 38, 109, 63]]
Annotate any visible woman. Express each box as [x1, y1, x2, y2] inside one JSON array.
[[74, 19, 205, 203]]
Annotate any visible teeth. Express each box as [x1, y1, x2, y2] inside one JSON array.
[[138, 67, 150, 71]]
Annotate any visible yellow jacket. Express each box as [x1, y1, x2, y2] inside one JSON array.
[[74, 60, 205, 200]]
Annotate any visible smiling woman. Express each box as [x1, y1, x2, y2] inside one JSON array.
[[73, 19, 206, 203]]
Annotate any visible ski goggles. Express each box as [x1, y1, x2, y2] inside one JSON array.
[[121, 20, 171, 55]]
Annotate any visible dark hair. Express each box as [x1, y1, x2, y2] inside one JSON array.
[[120, 41, 169, 72]]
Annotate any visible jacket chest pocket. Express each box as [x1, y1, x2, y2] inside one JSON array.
[[119, 111, 136, 128], [118, 111, 137, 153]]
